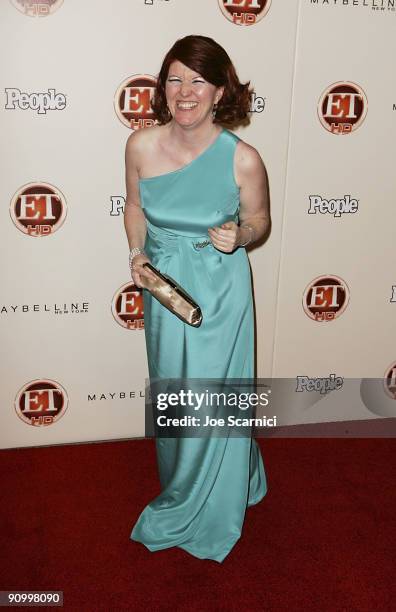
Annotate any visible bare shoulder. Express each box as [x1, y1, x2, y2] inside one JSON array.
[[235, 138, 266, 175], [125, 124, 161, 155], [125, 125, 164, 170]]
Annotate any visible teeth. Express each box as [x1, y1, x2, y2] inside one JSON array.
[[177, 102, 198, 109]]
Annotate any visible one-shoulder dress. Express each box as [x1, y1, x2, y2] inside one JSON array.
[[130, 127, 267, 563]]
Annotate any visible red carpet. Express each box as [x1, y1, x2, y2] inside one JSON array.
[[0, 438, 395, 611]]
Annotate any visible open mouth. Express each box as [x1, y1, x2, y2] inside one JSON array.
[[176, 102, 198, 110]]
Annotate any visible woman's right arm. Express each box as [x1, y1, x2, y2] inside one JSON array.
[[124, 131, 154, 289]]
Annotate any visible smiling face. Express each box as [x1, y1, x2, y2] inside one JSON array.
[[165, 60, 224, 129]]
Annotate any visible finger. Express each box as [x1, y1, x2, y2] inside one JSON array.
[[211, 243, 229, 253], [211, 234, 230, 246], [209, 227, 236, 239], [208, 227, 227, 239], [141, 266, 157, 277], [132, 275, 143, 288], [211, 240, 230, 252], [137, 272, 152, 288], [131, 266, 149, 282], [140, 268, 157, 283], [212, 233, 234, 247], [134, 263, 150, 274]]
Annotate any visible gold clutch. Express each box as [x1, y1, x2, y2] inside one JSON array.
[[142, 262, 203, 327]]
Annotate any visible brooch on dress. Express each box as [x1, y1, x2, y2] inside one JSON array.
[[193, 239, 211, 251]]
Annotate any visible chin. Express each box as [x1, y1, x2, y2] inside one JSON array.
[[175, 118, 199, 129], [175, 112, 207, 126]]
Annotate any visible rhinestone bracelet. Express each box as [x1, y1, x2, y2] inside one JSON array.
[[129, 247, 146, 269], [239, 224, 255, 247]]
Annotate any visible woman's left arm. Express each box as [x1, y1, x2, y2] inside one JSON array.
[[208, 141, 270, 252]]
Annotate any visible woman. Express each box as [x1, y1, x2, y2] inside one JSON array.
[[124, 35, 270, 562]]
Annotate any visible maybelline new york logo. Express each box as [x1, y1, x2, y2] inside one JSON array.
[[87, 390, 145, 402], [1, 302, 89, 315], [310, 0, 395, 13], [308, 195, 359, 217], [5, 88, 66, 114]]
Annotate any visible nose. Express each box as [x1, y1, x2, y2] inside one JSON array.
[[179, 81, 192, 96]]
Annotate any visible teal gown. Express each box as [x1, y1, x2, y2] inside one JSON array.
[[130, 127, 267, 562]]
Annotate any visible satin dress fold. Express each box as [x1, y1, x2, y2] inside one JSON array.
[[130, 128, 267, 563]]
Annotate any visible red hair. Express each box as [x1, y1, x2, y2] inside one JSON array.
[[151, 35, 252, 128]]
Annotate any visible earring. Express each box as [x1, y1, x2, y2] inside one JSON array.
[[212, 103, 218, 119]]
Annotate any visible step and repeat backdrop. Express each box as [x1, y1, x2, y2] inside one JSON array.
[[1, 0, 395, 449]]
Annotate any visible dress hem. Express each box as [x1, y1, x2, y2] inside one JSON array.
[[130, 533, 241, 564]]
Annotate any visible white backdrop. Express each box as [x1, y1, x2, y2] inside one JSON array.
[[1, 0, 395, 449]]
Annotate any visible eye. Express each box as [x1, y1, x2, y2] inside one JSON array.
[[166, 77, 205, 85]]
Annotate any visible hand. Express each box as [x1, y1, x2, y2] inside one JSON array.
[[130, 253, 157, 289], [207, 221, 242, 253]]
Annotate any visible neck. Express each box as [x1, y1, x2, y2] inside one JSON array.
[[167, 120, 222, 152]]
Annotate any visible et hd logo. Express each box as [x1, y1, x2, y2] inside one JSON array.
[[303, 275, 350, 322], [10, 182, 67, 237], [219, 0, 272, 25], [10, 0, 64, 17], [15, 379, 68, 427], [114, 74, 157, 130], [318, 81, 368, 135], [112, 282, 144, 330]]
